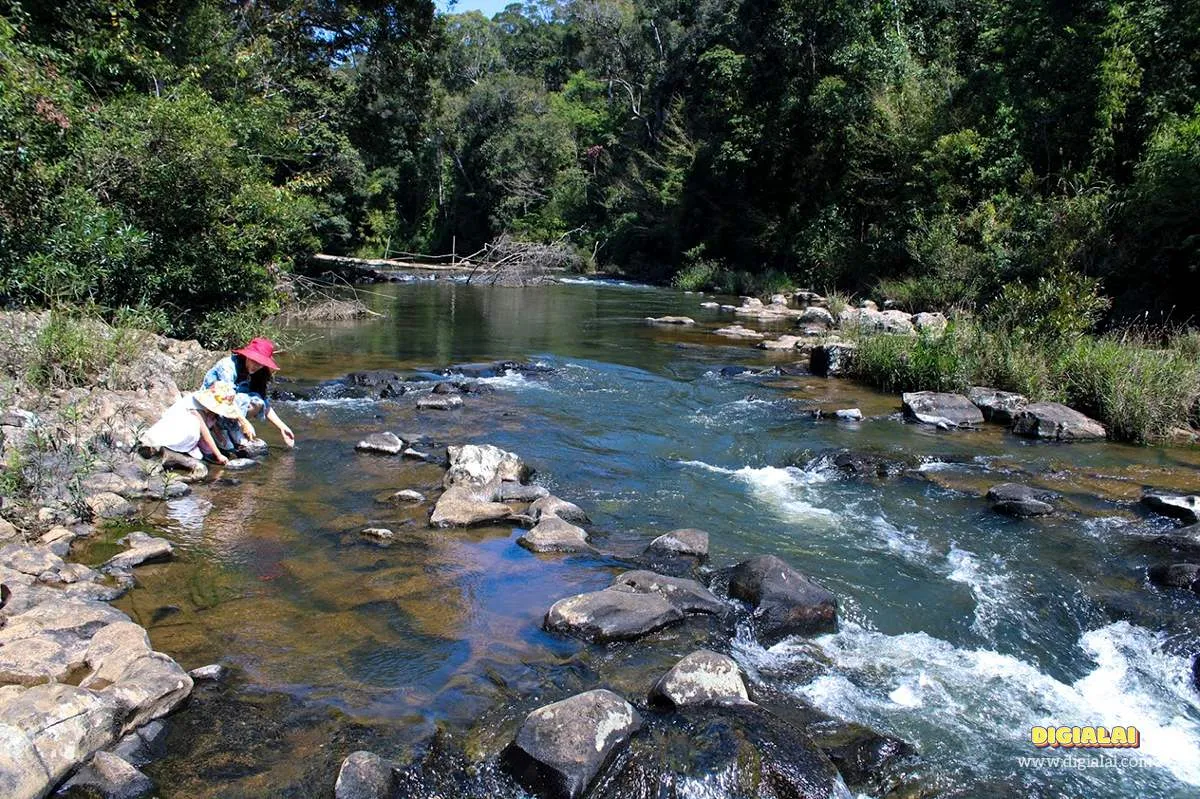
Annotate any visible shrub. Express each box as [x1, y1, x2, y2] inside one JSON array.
[[23, 311, 138, 389], [851, 325, 969, 394]]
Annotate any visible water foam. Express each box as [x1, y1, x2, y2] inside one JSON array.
[[945, 545, 1011, 635], [677, 460, 835, 521]]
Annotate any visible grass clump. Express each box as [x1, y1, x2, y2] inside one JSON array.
[[22, 311, 142, 390]]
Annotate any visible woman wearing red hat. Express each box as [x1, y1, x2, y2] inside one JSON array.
[[202, 337, 296, 453]]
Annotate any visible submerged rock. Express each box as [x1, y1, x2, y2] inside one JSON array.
[[103, 532, 173, 572], [967, 386, 1028, 425], [987, 483, 1056, 517], [335, 751, 395, 799], [1011, 402, 1106, 441], [901, 391, 983, 429], [803, 449, 918, 480], [645, 316, 695, 325], [1142, 492, 1200, 525], [611, 570, 725, 615], [816, 722, 917, 794], [518, 517, 590, 553], [645, 528, 709, 560], [417, 395, 463, 410], [649, 650, 750, 708], [729, 555, 838, 643], [544, 588, 684, 642], [1148, 563, 1200, 591], [503, 689, 642, 799], [355, 432, 404, 455]]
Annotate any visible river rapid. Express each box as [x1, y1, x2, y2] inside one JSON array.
[[84, 279, 1200, 798]]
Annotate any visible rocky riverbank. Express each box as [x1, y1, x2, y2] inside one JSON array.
[[0, 312, 225, 799]]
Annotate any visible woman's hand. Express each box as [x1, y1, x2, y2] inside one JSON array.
[[214, 451, 229, 465], [279, 422, 295, 448]]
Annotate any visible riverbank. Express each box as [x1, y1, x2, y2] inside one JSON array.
[[0, 311, 225, 799]]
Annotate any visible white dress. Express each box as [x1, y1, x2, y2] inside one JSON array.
[[142, 394, 207, 458]]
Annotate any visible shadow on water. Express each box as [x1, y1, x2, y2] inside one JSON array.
[[75, 280, 1200, 797]]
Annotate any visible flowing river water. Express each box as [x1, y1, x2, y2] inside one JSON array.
[[77, 279, 1200, 798]]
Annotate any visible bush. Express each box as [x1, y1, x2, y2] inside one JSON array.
[[22, 311, 138, 389], [851, 325, 969, 394]]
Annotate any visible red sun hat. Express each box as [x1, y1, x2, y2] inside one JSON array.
[[234, 337, 280, 372]]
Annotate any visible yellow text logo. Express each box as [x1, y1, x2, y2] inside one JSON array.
[[1030, 726, 1140, 749]]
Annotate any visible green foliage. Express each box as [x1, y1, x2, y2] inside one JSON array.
[[851, 326, 969, 395], [986, 269, 1111, 347], [23, 311, 137, 389]]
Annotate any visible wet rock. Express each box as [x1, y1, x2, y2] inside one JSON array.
[[645, 528, 708, 560], [86, 492, 137, 520], [649, 650, 750, 708], [987, 484, 1056, 517], [804, 449, 917, 480], [809, 341, 856, 377], [388, 489, 425, 503], [901, 391, 983, 429], [645, 316, 695, 325], [429, 486, 513, 528], [818, 723, 916, 793], [188, 664, 225, 682], [103, 532, 173, 571], [417, 395, 463, 410], [432, 381, 466, 395], [611, 570, 725, 615], [344, 370, 410, 399], [439, 360, 550, 380], [713, 324, 764, 340], [528, 495, 589, 525], [1141, 492, 1200, 525], [221, 457, 257, 471], [444, 444, 529, 489], [545, 588, 684, 642], [497, 481, 550, 502], [700, 301, 720, 309], [61, 751, 154, 799], [1193, 655, 1199, 693], [604, 703, 845, 799], [1148, 563, 1200, 591], [834, 408, 862, 421], [729, 555, 838, 643], [519, 517, 590, 553], [355, 432, 404, 455], [402, 447, 431, 460], [967, 387, 1028, 425], [335, 750, 395, 799], [109, 720, 167, 768], [360, 527, 395, 544], [912, 312, 948, 334], [1012, 402, 1107, 441], [503, 689, 642, 799]]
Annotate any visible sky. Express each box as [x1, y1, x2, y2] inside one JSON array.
[[437, 0, 516, 18]]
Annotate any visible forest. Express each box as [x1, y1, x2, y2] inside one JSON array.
[[1, 0, 1197, 343]]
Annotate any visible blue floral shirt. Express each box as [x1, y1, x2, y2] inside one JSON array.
[[203, 355, 271, 420]]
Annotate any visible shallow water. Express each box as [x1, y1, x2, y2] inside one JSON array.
[[86, 280, 1200, 797]]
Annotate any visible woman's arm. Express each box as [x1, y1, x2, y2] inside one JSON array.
[[266, 406, 295, 447], [193, 412, 229, 465]]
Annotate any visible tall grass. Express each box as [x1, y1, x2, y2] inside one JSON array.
[[849, 320, 1200, 443]]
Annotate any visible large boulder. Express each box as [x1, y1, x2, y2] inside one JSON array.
[[729, 555, 838, 643], [809, 342, 856, 377], [645, 528, 709, 560], [429, 485, 513, 528], [444, 444, 529, 490], [1148, 563, 1200, 591], [986, 484, 1056, 518], [518, 517, 590, 553], [967, 387, 1028, 425], [649, 650, 750, 708], [611, 570, 725, 615], [544, 589, 684, 642], [901, 392, 983, 429], [335, 751, 395, 799], [1011, 402, 1106, 441], [1142, 493, 1200, 525], [503, 689, 642, 799]]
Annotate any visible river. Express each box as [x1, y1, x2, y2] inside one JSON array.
[[84, 279, 1200, 798]]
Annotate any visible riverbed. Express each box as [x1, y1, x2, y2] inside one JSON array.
[[80, 279, 1200, 797]]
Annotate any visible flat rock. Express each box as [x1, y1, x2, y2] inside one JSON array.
[[104, 532, 173, 571], [221, 457, 257, 471], [545, 588, 684, 642], [729, 555, 838, 643], [809, 341, 856, 377], [987, 484, 1055, 517], [429, 485, 512, 528], [901, 392, 983, 429], [645, 528, 709, 559], [61, 751, 154, 799], [503, 689, 642, 799], [1012, 402, 1106, 441], [497, 481, 550, 502], [834, 408, 863, 421], [0, 544, 65, 577], [355, 432, 404, 455], [86, 492, 137, 519], [645, 316, 695, 325], [967, 387, 1028, 425], [335, 750, 395, 799], [417, 395, 463, 410], [649, 649, 750, 708], [611, 570, 724, 615], [758, 335, 802, 350], [528, 495, 589, 524], [519, 517, 590, 553], [388, 489, 425, 503], [1142, 493, 1200, 525], [1148, 563, 1200, 591], [713, 325, 764, 340]]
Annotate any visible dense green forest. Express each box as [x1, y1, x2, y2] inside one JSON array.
[[1, 0, 1197, 342]]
